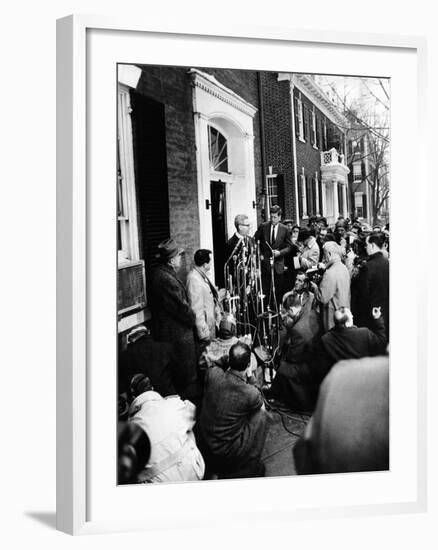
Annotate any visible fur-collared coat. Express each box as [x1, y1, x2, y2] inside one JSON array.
[[149, 263, 197, 390]]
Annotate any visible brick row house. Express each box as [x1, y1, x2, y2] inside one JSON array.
[[117, 66, 351, 335], [261, 72, 350, 225]]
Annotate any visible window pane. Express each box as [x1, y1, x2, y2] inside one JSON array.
[[208, 126, 228, 173]]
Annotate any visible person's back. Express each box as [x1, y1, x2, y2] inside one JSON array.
[[199, 342, 267, 477], [321, 322, 386, 363], [129, 391, 205, 483], [200, 366, 263, 457], [293, 356, 389, 474]]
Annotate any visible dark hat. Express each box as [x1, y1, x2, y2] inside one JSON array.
[[283, 219, 294, 225], [298, 228, 311, 242], [318, 216, 328, 227], [155, 238, 184, 260]]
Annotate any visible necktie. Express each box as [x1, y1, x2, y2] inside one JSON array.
[[271, 224, 276, 245]]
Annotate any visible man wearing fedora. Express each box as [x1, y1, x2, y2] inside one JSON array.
[[149, 238, 198, 401]]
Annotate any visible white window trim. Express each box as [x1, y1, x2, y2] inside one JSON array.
[[297, 96, 305, 143], [117, 85, 140, 265], [301, 170, 308, 219], [314, 171, 320, 215], [353, 161, 362, 182], [312, 108, 318, 149]]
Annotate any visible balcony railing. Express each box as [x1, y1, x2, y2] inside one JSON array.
[[321, 147, 346, 166]]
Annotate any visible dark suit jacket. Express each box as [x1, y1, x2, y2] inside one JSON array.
[[356, 252, 389, 337], [225, 234, 255, 275], [199, 366, 265, 460], [254, 221, 291, 275]]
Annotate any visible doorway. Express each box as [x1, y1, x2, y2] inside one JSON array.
[[210, 180, 227, 287]]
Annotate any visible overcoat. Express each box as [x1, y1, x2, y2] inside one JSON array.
[[186, 267, 220, 342], [149, 263, 197, 390], [355, 251, 389, 338]]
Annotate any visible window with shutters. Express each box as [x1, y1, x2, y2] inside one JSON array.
[[306, 175, 313, 216], [311, 108, 317, 148], [297, 95, 305, 141], [313, 173, 320, 215], [268, 174, 285, 213], [117, 86, 140, 265], [303, 104, 309, 142], [353, 161, 362, 182], [300, 172, 308, 218]]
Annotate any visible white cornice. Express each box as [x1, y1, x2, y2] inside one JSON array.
[[188, 68, 257, 118], [278, 73, 349, 130], [118, 64, 142, 89]]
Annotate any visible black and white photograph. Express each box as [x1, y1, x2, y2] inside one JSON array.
[[116, 64, 390, 484]]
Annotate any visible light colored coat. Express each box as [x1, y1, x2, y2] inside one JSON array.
[[315, 258, 351, 331], [186, 267, 220, 341], [300, 237, 320, 269], [129, 391, 205, 483]]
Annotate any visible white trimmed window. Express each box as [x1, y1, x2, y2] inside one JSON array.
[[353, 161, 362, 182], [311, 108, 317, 148], [117, 86, 140, 265], [300, 170, 308, 218], [297, 98, 305, 141]]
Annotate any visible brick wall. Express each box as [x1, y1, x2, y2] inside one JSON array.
[[136, 66, 199, 279], [260, 72, 296, 221], [134, 65, 262, 278]]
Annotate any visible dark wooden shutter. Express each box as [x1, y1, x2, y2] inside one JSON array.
[[323, 119, 328, 150], [362, 194, 368, 218], [303, 104, 309, 141], [316, 117, 321, 149], [337, 183, 343, 215], [310, 111, 315, 146], [130, 91, 170, 299], [298, 176, 304, 219], [311, 176, 317, 215], [294, 95, 300, 137], [306, 175, 313, 216]]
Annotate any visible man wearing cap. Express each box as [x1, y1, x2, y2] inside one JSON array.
[[149, 238, 198, 399]]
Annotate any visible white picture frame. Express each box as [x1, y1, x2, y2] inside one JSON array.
[[56, 15, 428, 535]]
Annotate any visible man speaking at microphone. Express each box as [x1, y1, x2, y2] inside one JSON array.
[[254, 205, 291, 308], [225, 214, 253, 276]]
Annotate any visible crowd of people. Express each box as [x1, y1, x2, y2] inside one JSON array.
[[118, 207, 390, 483]]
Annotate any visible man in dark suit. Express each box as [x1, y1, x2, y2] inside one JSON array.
[[149, 238, 198, 401], [355, 232, 390, 339], [253, 205, 291, 308], [224, 214, 254, 280]]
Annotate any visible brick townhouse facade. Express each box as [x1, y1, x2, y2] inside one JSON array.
[[262, 72, 350, 226], [117, 66, 351, 335], [117, 64, 264, 334]]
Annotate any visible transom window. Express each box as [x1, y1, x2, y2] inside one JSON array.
[[208, 126, 229, 173]]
